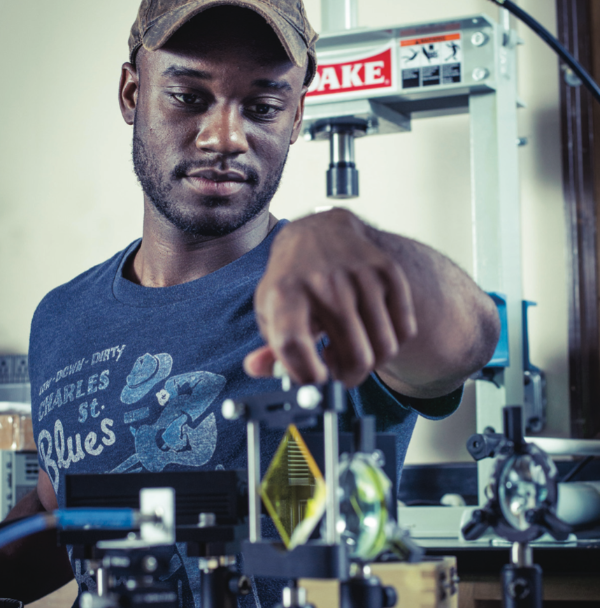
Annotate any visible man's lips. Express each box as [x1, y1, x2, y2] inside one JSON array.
[[184, 169, 248, 196]]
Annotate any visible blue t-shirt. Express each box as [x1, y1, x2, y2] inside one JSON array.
[[29, 220, 461, 607]]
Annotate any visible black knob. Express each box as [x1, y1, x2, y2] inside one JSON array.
[[461, 509, 492, 541], [382, 585, 397, 608]]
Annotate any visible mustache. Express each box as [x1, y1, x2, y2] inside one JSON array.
[[172, 159, 259, 185]]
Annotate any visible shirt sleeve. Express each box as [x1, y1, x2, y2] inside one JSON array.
[[376, 374, 464, 420], [350, 372, 463, 420], [346, 373, 464, 482]]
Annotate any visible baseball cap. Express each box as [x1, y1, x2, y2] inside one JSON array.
[[129, 0, 318, 84]]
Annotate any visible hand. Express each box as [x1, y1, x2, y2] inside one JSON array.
[[243, 209, 417, 387]]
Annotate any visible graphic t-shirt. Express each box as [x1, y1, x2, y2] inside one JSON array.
[[29, 220, 462, 607]]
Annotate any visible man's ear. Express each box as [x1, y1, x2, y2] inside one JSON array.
[[290, 88, 307, 145], [119, 62, 139, 126]]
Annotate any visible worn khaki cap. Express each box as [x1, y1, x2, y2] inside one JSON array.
[[129, 0, 318, 83]]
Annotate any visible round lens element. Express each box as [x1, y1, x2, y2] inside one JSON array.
[[498, 454, 548, 530], [337, 453, 391, 560]]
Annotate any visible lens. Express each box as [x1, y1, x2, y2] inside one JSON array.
[[498, 454, 548, 530], [337, 453, 391, 560]]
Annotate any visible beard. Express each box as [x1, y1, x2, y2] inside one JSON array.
[[132, 118, 288, 237]]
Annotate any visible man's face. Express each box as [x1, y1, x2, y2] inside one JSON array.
[[120, 13, 307, 237]]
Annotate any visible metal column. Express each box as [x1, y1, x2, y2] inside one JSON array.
[[470, 22, 524, 503], [321, 0, 357, 32]]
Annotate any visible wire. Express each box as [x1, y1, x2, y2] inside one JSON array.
[[488, 0, 600, 104], [0, 513, 55, 548], [55, 507, 138, 529]]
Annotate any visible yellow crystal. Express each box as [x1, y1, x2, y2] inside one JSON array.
[[260, 424, 326, 549]]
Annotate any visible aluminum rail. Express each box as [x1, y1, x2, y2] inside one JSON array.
[[526, 437, 600, 457]]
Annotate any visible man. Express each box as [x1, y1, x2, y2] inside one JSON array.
[[0, 0, 499, 606]]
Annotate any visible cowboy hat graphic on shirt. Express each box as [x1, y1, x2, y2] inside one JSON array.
[[120, 353, 173, 404], [111, 368, 226, 474], [135, 370, 226, 472]]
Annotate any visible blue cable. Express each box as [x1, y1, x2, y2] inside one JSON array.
[[0, 513, 54, 548], [0, 508, 139, 550], [55, 508, 138, 529]]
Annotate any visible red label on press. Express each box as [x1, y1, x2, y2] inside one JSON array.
[[307, 47, 393, 97]]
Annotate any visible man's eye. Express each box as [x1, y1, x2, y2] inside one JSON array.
[[172, 93, 204, 106], [247, 104, 281, 118]]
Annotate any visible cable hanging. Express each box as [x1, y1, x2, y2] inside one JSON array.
[[488, 0, 600, 104]]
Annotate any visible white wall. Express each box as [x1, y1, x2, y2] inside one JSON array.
[[0, 0, 568, 463]]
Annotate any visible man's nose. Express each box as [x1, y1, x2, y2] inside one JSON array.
[[195, 104, 249, 156]]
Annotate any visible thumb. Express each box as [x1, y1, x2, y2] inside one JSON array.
[[243, 345, 277, 378]]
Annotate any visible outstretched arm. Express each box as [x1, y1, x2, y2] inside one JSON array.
[[244, 208, 500, 396]]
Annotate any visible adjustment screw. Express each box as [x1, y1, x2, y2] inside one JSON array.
[[471, 31, 489, 47], [297, 386, 322, 410], [472, 67, 489, 81], [142, 555, 158, 573], [198, 512, 217, 528], [282, 586, 308, 608], [199, 557, 220, 572], [80, 593, 93, 608], [383, 585, 397, 608], [232, 576, 252, 596], [222, 399, 245, 420], [273, 361, 292, 391], [508, 578, 530, 599]]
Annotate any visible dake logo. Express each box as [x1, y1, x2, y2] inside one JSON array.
[[307, 47, 393, 98]]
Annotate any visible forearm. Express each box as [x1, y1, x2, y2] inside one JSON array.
[[363, 221, 500, 397], [0, 489, 74, 603], [247, 207, 499, 390]]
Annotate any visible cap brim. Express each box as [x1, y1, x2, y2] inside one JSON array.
[[142, 0, 309, 70]]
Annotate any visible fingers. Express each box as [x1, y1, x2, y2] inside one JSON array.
[[351, 269, 401, 364], [384, 263, 418, 342], [312, 272, 375, 387], [255, 284, 329, 385], [243, 345, 276, 378], [318, 267, 415, 387], [252, 262, 417, 387]]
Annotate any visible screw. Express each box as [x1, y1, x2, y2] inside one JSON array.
[[471, 32, 488, 47], [509, 578, 530, 599], [142, 555, 158, 573], [199, 557, 220, 572], [472, 67, 489, 81], [237, 576, 252, 596], [222, 399, 245, 420], [563, 66, 582, 87], [198, 512, 216, 528], [80, 593, 93, 608], [273, 361, 291, 391], [297, 385, 322, 410]]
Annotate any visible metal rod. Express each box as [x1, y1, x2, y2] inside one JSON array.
[[511, 542, 532, 567], [330, 131, 355, 165], [247, 420, 262, 542], [324, 411, 340, 545], [96, 567, 108, 597], [525, 437, 600, 456], [501, 8, 510, 33]]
